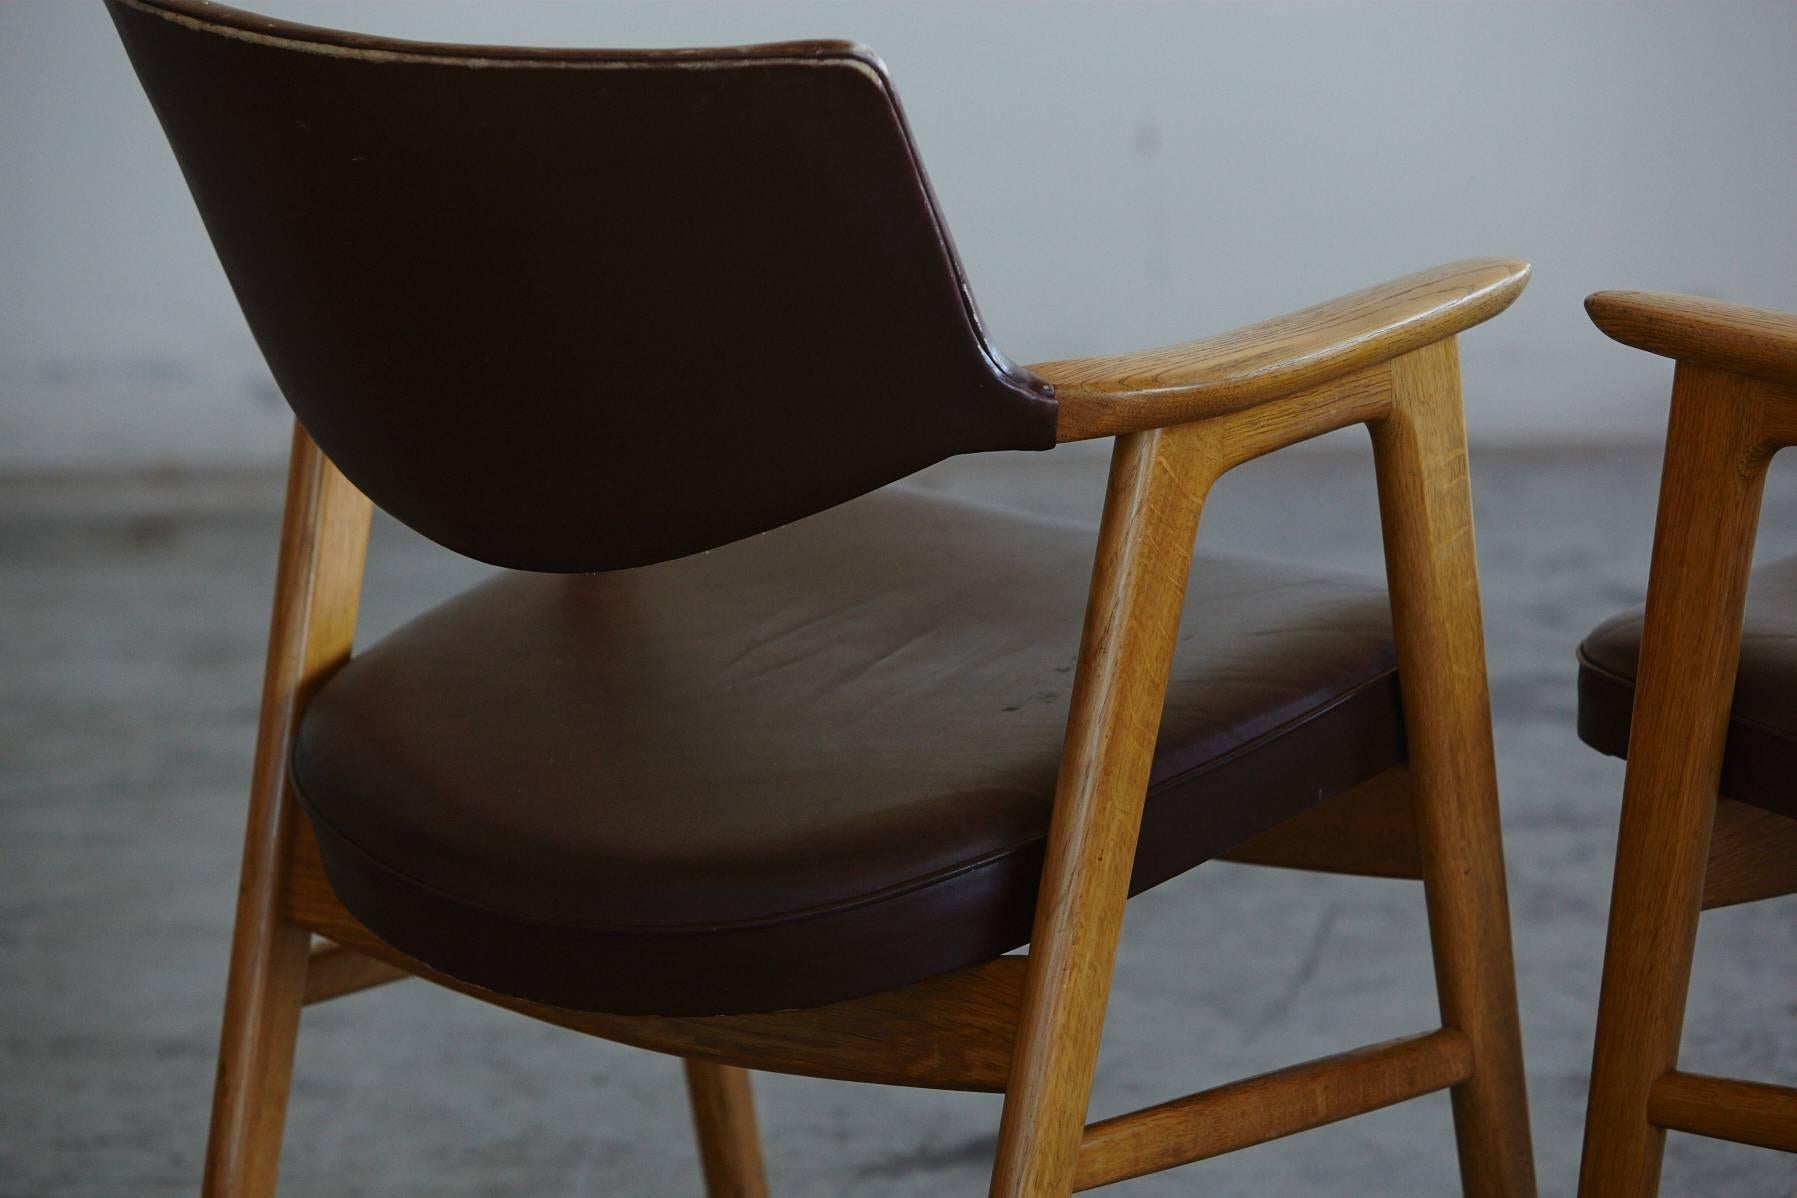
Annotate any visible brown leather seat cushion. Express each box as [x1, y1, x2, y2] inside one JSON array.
[[293, 487, 1404, 1015], [1578, 553, 1797, 821]]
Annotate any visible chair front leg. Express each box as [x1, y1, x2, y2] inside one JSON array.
[[204, 424, 371, 1197], [989, 423, 1220, 1197], [1576, 364, 1777, 1198], [1371, 340, 1536, 1197]]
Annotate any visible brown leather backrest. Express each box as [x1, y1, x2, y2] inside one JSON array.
[[107, 0, 1057, 571]]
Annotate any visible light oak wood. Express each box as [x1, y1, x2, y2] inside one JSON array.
[[1072, 1030, 1473, 1191], [988, 423, 1223, 1196], [1759, 378, 1797, 447], [1702, 797, 1797, 910], [982, 358, 1488, 1194], [1207, 363, 1394, 469], [202, 278, 1532, 1194], [1037, 259, 1528, 441], [1577, 361, 1794, 1197], [1372, 340, 1537, 1197], [683, 1061, 769, 1198], [1586, 291, 1797, 388], [987, 333, 1532, 1194], [286, 820, 1026, 1092], [1220, 766, 1423, 880], [301, 941, 408, 1005], [1647, 1072, 1797, 1154], [203, 424, 371, 1198]]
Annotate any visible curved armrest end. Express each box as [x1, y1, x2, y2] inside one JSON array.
[[1041, 258, 1530, 441], [1586, 291, 1797, 388]]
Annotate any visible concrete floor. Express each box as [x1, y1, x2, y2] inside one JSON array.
[[3, 441, 1794, 1196]]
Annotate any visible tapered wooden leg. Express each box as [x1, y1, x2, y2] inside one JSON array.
[[203, 425, 371, 1197], [990, 425, 1218, 1197], [204, 923, 311, 1198], [683, 1061, 769, 1198], [1576, 365, 1774, 1198], [1371, 340, 1536, 1197]]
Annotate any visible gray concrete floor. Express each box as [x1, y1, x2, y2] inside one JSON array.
[[3, 441, 1794, 1197]]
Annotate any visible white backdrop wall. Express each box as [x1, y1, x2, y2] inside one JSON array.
[[3, 0, 1794, 471]]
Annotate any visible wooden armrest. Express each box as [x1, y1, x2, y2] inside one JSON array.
[[1034, 258, 1530, 441], [1586, 290, 1797, 388]]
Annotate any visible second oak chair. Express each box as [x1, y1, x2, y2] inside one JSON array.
[[1576, 291, 1797, 1195]]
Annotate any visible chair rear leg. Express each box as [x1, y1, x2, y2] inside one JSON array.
[[683, 1061, 769, 1198], [202, 919, 311, 1197], [204, 424, 372, 1197], [1372, 341, 1536, 1197]]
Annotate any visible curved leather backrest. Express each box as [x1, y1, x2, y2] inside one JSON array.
[[107, 0, 1057, 571]]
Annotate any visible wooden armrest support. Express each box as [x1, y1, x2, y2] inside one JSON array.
[[1035, 258, 1530, 441], [1586, 290, 1797, 388]]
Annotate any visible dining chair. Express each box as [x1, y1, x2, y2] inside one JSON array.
[[1575, 291, 1797, 1195], [109, 1, 1538, 1193]]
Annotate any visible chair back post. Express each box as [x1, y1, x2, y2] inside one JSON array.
[[989, 422, 1223, 1196], [1576, 361, 1789, 1195], [205, 422, 370, 1197], [1369, 337, 1537, 1196]]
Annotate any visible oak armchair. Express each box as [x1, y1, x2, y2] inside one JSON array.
[[1576, 291, 1797, 1195], [109, 0, 1536, 1193]]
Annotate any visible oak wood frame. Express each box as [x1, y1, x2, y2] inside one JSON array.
[[1576, 292, 1797, 1197], [201, 261, 1537, 1196]]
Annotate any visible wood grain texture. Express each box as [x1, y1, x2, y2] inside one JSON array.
[[1219, 766, 1423, 880], [1072, 1030, 1473, 1191], [1647, 1072, 1797, 1154], [301, 940, 408, 1006], [683, 1061, 769, 1198], [1371, 341, 1537, 1197], [286, 822, 1026, 1092], [1039, 258, 1528, 441], [1577, 363, 1791, 1197], [229, 286, 1524, 1193], [1206, 364, 1394, 470], [1702, 797, 1797, 909], [988, 337, 1528, 1194], [204, 424, 371, 1198], [988, 424, 1221, 1196], [1587, 291, 1797, 387]]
